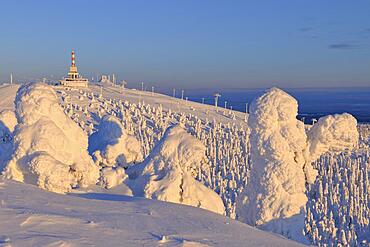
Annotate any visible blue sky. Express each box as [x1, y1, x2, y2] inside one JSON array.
[[0, 0, 369, 89]]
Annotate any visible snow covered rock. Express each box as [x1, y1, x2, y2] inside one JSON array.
[[236, 87, 359, 229], [128, 125, 225, 215], [2, 83, 99, 193], [88, 115, 143, 167], [0, 110, 17, 168]]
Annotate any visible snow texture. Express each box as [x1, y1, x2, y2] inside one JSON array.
[[236, 88, 359, 231], [89, 115, 143, 168], [306, 149, 370, 246], [0, 177, 302, 247], [307, 113, 359, 162], [0, 110, 17, 169], [237, 88, 309, 226], [128, 125, 225, 215], [2, 83, 99, 193], [0, 109, 17, 133], [99, 166, 128, 189], [0, 83, 366, 246]]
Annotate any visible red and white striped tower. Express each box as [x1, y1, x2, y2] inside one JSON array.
[[60, 49, 88, 87], [68, 50, 79, 79], [71, 50, 76, 67]]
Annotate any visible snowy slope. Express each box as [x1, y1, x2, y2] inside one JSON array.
[[0, 83, 368, 246], [88, 84, 247, 125], [0, 84, 18, 111], [0, 178, 302, 247]]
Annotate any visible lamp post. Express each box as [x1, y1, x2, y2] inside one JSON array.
[[214, 93, 221, 112], [121, 80, 127, 94], [245, 103, 248, 122]]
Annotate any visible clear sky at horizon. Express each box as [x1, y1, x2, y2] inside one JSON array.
[[0, 0, 369, 89]]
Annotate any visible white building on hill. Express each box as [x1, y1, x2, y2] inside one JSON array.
[[99, 75, 112, 84], [60, 50, 89, 88]]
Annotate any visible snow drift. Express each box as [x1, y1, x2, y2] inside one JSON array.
[[128, 125, 225, 215], [0, 177, 302, 247], [2, 83, 99, 193], [89, 115, 143, 168], [236, 87, 359, 229]]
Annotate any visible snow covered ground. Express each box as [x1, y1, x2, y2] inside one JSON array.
[[0, 84, 19, 112], [0, 83, 369, 246], [0, 178, 302, 247]]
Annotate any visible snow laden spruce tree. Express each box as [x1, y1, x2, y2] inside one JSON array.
[[127, 125, 225, 215], [89, 115, 143, 168], [3, 83, 100, 193], [236, 87, 358, 242], [88, 115, 143, 189]]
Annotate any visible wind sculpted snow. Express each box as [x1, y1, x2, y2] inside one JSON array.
[[0, 177, 303, 247], [237, 88, 309, 226], [307, 113, 359, 162], [236, 87, 359, 242], [127, 125, 225, 215], [0, 83, 367, 246], [2, 83, 100, 193], [89, 115, 143, 168]]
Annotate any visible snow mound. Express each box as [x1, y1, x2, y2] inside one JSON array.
[[128, 125, 225, 215], [89, 115, 143, 168], [0, 110, 17, 168], [307, 113, 359, 162], [236, 87, 359, 229], [2, 83, 99, 193]]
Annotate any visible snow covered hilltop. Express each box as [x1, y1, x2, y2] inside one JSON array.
[[59, 50, 89, 87], [0, 82, 368, 246]]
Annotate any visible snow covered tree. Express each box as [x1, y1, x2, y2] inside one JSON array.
[[236, 87, 359, 243]]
